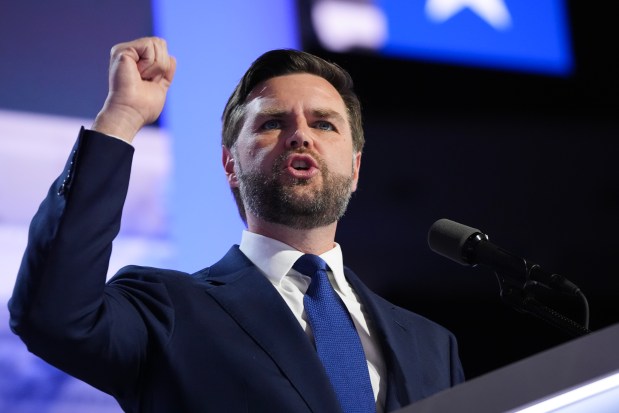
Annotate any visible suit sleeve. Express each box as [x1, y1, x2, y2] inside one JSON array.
[[449, 329, 465, 385], [8, 128, 159, 397]]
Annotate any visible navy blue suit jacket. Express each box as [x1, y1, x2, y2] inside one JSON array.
[[9, 129, 464, 412]]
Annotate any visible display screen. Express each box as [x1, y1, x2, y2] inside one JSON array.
[[304, 0, 573, 75]]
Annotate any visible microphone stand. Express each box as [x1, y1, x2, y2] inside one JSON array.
[[428, 219, 592, 337], [493, 261, 591, 338]]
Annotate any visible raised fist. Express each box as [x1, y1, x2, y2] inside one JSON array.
[[92, 37, 176, 142]]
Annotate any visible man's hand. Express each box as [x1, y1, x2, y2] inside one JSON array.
[[92, 37, 176, 143]]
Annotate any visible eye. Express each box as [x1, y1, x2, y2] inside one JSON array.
[[314, 120, 336, 131], [261, 119, 282, 130]]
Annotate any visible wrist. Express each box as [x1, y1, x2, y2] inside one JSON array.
[[92, 101, 146, 143]]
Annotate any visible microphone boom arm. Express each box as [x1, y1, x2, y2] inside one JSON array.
[[428, 219, 592, 338], [488, 254, 591, 337], [497, 274, 592, 337]]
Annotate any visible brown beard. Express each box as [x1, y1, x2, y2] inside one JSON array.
[[236, 150, 355, 229]]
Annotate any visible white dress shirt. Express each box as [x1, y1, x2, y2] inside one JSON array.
[[239, 230, 386, 412]]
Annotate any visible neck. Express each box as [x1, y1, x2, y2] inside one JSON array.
[[246, 216, 338, 255]]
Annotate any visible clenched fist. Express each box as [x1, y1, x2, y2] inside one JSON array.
[[92, 37, 176, 143]]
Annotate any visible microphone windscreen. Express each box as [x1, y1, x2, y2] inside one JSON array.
[[427, 219, 481, 265]]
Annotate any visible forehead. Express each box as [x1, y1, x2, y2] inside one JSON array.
[[245, 73, 347, 113]]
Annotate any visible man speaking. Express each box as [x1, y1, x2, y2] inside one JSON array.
[[9, 37, 464, 412]]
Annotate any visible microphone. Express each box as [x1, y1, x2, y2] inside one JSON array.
[[427, 218, 581, 295]]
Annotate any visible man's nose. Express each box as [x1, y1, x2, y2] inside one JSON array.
[[285, 125, 314, 150]]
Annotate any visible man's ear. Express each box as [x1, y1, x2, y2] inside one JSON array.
[[222, 146, 239, 188], [351, 151, 362, 192]]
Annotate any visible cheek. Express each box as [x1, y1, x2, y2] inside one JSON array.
[[327, 150, 356, 175], [238, 131, 282, 158], [234, 136, 261, 166], [237, 146, 279, 175]]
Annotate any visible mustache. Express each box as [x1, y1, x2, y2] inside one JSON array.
[[272, 148, 325, 171]]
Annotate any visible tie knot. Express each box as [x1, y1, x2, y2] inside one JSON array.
[[293, 254, 328, 276]]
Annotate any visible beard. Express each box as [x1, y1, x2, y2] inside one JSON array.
[[236, 151, 355, 229]]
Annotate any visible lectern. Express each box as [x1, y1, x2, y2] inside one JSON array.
[[397, 323, 619, 413]]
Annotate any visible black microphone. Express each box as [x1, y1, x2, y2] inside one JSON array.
[[427, 218, 581, 295]]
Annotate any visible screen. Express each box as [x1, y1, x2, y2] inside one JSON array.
[[304, 0, 573, 75]]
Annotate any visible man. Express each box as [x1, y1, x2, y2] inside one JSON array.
[[9, 37, 464, 412]]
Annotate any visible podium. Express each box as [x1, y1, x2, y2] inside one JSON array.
[[397, 323, 619, 413]]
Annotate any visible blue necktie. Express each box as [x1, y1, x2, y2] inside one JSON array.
[[293, 254, 375, 413]]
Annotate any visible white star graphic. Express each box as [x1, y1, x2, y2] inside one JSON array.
[[425, 0, 512, 30]]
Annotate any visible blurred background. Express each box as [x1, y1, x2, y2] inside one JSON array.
[[1, 0, 617, 411]]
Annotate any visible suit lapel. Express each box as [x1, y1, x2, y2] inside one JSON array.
[[345, 269, 423, 411], [195, 247, 342, 413]]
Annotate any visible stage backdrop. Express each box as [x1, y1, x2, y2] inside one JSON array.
[[2, 1, 618, 412]]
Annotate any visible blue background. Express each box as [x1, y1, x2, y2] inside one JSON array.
[[380, 0, 572, 74], [1, 0, 618, 411]]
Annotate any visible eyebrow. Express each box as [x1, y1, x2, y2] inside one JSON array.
[[256, 107, 347, 123], [312, 108, 346, 123]]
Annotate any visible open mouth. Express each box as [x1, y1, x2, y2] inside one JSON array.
[[292, 158, 311, 171], [285, 154, 319, 178]]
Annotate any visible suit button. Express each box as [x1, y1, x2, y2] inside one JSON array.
[[58, 181, 67, 195]]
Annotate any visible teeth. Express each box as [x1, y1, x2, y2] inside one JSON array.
[[292, 159, 309, 170]]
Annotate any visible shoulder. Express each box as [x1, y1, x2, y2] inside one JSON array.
[[344, 266, 456, 339], [106, 265, 206, 292], [111, 264, 190, 281], [105, 246, 256, 290], [377, 290, 455, 337]]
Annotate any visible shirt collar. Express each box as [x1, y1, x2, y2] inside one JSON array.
[[239, 230, 347, 288]]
